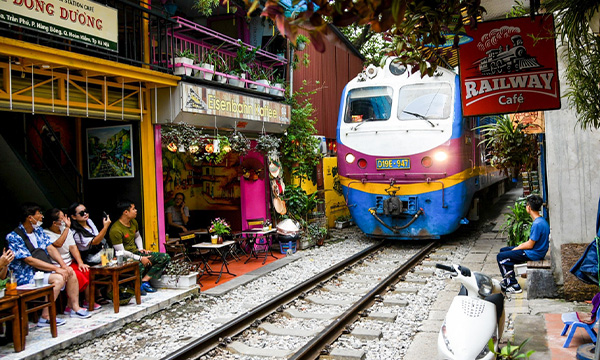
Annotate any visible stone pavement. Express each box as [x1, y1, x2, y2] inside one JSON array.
[[404, 216, 594, 360]]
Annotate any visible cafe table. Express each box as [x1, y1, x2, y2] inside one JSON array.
[[88, 261, 141, 313], [192, 241, 236, 284], [241, 228, 278, 265]]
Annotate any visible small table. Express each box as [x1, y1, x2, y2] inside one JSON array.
[[192, 241, 236, 284], [88, 261, 141, 313], [17, 285, 57, 348], [0, 294, 22, 352], [241, 229, 278, 265]]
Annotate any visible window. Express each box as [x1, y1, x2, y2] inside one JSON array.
[[344, 87, 393, 123], [397, 83, 452, 120]]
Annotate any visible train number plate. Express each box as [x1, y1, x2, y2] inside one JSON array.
[[376, 158, 411, 170]]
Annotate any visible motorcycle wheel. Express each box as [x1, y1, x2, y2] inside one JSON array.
[[576, 343, 595, 360]]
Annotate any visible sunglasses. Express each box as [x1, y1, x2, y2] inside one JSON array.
[[78, 210, 88, 216]]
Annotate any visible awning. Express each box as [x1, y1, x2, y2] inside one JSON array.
[[0, 37, 179, 120]]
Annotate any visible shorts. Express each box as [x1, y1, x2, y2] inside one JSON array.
[[70, 263, 90, 292]]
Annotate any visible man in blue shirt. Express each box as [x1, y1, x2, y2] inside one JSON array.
[[497, 195, 550, 294]]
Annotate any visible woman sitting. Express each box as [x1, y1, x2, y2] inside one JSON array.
[[42, 208, 96, 314], [166, 193, 190, 238]]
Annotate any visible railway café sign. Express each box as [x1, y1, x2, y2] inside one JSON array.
[[0, 0, 118, 51], [458, 15, 560, 116]]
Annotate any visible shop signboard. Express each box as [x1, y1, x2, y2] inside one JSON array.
[[0, 0, 118, 51], [181, 83, 290, 125], [459, 15, 559, 116]]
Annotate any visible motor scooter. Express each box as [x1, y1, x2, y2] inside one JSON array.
[[436, 264, 508, 360]]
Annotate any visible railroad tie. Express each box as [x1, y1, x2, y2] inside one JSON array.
[[338, 275, 376, 284], [350, 327, 383, 340], [322, 348, 366, 360], [412, 268, 435, 276], [382, 298, 408, 307], [305, 295, 354, 306], [227, 341, 294, 358], [390, 287, 419, 295], [258, 323, 324, 337], [367, 311, 397, 322], [284, 308, 340, 320], [323, 285, 370, 294]]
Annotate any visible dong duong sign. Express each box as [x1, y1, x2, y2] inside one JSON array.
[[0, 0, 118, 51], [459, 15, 560, 116]]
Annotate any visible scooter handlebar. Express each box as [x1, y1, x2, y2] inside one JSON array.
[[435, 264, 454, 272]]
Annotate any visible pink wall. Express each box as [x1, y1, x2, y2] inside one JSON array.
[[155, 125, 166, 252], [240, 148, 269, 230]]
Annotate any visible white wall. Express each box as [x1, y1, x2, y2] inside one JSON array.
[[545, 46, 600, 284]]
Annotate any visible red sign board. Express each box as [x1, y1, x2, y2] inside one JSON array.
[[459, 15, 560, 116]]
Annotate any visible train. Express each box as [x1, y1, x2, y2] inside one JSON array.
[[336, 58, 506, 240], [478, 35, 541, 75]]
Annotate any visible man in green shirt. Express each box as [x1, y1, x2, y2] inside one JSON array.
[[109, 200, 170, 295]]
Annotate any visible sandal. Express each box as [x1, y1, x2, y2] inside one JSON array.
[[96, 297, 110, 305]]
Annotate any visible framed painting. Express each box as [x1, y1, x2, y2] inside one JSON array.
[[87, 125, 134, 179]]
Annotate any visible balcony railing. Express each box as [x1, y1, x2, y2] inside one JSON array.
[[0, 0, 175, 72], [154, 16, 288, 90]]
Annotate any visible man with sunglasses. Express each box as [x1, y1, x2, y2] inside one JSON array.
[[497, 194, 550, 294], [109, 199, 170, 295]]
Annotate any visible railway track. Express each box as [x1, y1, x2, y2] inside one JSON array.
[[162, 240, 439, 360]]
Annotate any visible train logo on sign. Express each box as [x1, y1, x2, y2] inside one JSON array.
[[459, 15, 560, 116]]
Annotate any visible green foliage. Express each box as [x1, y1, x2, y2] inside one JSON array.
[[163, 258, 199, 277], [544, 0, 600, 129], [210, 217, 231, 235], [338, 25, 386, 67], [0, 278, 7, 290], [284, 184, 321, 227], [161, 123, 205, 150], [201, 47, 224, 67], [281, 83, 322, 182], [232, 40, 259, 75], [255, 134, 281, 158], [307, 222, 327, 240], [506, 0, 528, 18], [175, 49, 198, 61], [488, 338, 535, 359], [192, 0, 220, 17], [475, 116, 538, 177], [229, 131, 251, 156], [336, 214, 352, 222], [501, 201, 532, 247]]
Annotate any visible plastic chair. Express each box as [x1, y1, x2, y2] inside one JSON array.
[[561, 293, 600, 348]]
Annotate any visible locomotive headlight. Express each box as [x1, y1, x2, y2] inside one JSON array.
[[434, 151, 448, 162], [345, 153, 356, 164]]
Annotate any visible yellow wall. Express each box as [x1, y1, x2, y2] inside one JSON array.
[[323, 157, 349, 228]]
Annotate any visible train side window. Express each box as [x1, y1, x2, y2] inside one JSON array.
[[344, 86, 393, 123], [397, 83, 452, 120]]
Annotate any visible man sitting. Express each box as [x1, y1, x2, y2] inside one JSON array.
[[497, 194, 550, 294], [109, 199, 170, 295], [6, 203, 91, 327]]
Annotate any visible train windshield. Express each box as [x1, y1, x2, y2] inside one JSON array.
[[397, 83, 452, 120], [344, 86, 392, 123]]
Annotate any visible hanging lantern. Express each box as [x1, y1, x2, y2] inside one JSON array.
[[167, 142, 178, 152], [178, 144, 186, 152], [223, 145, 231, 153], [205, 143, 214, 153], [189, 145, 200, 154]]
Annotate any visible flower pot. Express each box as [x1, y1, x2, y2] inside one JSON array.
[[256, 79, 270, 93], [197, 63, 214, 81], [270, 83, 284, 96], [0, 288, 4, 298], [211, 235, 218, 244], [174, 57, 193, 76], [229, 73, 246, 88], [150, 272, 199, 289], [296, 42, 306, 51], [215, 75, 227, 84]]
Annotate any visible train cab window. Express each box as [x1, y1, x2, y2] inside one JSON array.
[[345, 86, 392, 123], [397, 83, 452, 120]]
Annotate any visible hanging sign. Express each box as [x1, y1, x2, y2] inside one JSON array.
[[0, 0, 118, 51], [459, 15, 560, 116]]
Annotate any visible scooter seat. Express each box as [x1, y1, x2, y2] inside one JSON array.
[[485, 293, 504, 323]]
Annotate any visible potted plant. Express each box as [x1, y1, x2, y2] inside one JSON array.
[[293, 34, 310, 51], [335, 214, 353, 229], [196, 47, 224, 81], [255, 133, 281, 158], [256, 67, 275, 93], [229, 130, 251, 156], [306, 221, 327, 247], [210, 217, 231, 244], [151, 258, 200, 289], [214, 56, 229, 84], [229, 40, 259, 87], [270, 74, 285, 96], [192, 0, 220, 17], [0, 278, 7, 298], [174, 49, 197, 76], [202, 135, 231, 164]]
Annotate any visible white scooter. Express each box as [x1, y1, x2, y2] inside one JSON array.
[[436, 264, 508, 360]]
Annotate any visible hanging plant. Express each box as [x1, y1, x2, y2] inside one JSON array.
[[203, 135, 231, 164], [255, 133, 281, 158], [229, 131, 251, 156], [161, 122, 205, 153]]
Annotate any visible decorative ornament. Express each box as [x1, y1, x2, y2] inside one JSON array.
[[223, 145, 232, 153], [229, 131, 251, 156], [167, 142, 178, 152], [205, 143, 214, 153], [188, 145, 199, 154]]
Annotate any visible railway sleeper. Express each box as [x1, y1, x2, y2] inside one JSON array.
[[283, 308, 340, 320], [226, 341, 294, 358], [321, 347, 366, 360], [258, 323, 323, 337]]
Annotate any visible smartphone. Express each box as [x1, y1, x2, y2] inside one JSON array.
[[103, 211, 108, 219]]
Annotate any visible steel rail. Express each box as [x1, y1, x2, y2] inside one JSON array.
[[289, 240, 438, 360], [162, 241, 386, 360]]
